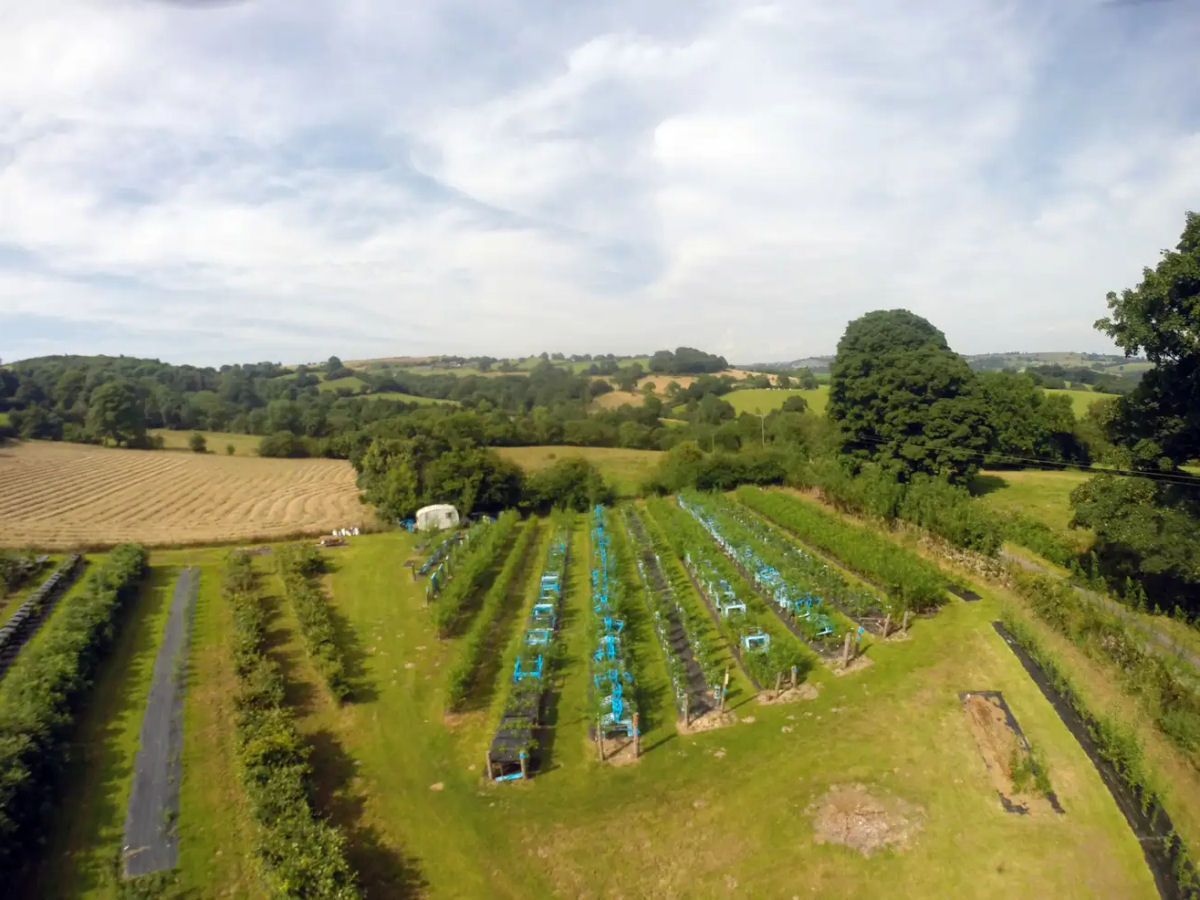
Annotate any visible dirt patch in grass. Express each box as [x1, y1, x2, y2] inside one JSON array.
[[679, 709, 739, 733], [833, 654, 874, 676], [599, 734, 640, 766], [757, 682, 820, 704], [809, 784, 923, 856], [961, 691, 1060, 815]]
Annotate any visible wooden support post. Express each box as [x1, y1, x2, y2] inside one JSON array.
[[682, 692, 690, 727], [519, 751, 528, 779], [774, 671, 783, 696], [633, 713, 640, 758], [485, 751, 493, 781], [902, 610, 910, 634], [841, 632, 852, 668], [882, 614, 891, 638], [719, 668, 729, 712], [597, 719, 605, 762], [790, 665, 798, 689]]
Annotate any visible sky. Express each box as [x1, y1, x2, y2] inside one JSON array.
[[1, 0, 1198, 366]]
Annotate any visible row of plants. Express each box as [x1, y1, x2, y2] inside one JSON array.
[[276, 545, 352, 702], [735, 486, 947, 612], [0, 543, 147, 872], [999, 612, 1199, 896], [643, 496, 811, 687], [431, 511, 520, 637], [621, 505, 723, 711], [0, 554, 82, 668], [794, 460, 1003, 556], [588, 506, 641, 739], [445, 518, 540, 711], [682, 490, 883, 627], [999, 511, 1079, 569], [1013, 569, 1200, 760], [223, 551, 360, 898]]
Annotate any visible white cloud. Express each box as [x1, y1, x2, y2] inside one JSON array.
[[0, 0, 1198, 364]]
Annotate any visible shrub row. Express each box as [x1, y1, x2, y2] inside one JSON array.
[[223, 551, 360, 899], [687, 490, 885, 622], [0, 543, 147, 872], [736, 486, 947, 611], [1013, 570, 1200, 758], [794, 460, 1002, 555], [1000, 512, 1078, 568], [643, 496, 810, 687], [999, 613, 1199, 895], [445, 518, 538, 710], [432, 511, 521, 637], [276, 546, 351, 702]]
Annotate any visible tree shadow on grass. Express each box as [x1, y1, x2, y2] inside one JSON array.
[[968, 473, 1008, 497], [305, 729, 427, 899], [327, 603, 378, 704], [262, 592, 320, 717]]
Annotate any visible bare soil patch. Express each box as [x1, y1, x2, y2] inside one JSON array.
[[809, 784, 923, 856], [757, 682, 820, 704], [678, 709, 738, 733], [960, 691, 1059, 815]]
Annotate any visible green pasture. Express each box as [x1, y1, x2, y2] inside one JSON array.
[[27, 516, 1164, 898], [149, 429, 263, 455], [369, 391, 458, 406], [970, 468, 1093, 535], [725, 385, 829, 416], [493, 445, 662, 497], [1044, 388, 1117, 418]]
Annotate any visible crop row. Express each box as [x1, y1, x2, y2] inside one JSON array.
[[682, 490, 888, 627], [277, 545, 352, 702], [445, 518, 540, 711], [223, 552, 360, 898], [0, 543, 147, 873], [643, 497, 810, 689], [589, 506, 640, 744], [735, 486, 947, 612], [621, 505, 724, 716], [487, 518, 571, 781], [0, 554, 83, 679], [431, 511, 520, 637]]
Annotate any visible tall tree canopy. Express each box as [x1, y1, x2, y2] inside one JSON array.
[[1096, 210, 1200, 468], [828, 309, 989, 483], [85, 379, 145, 447]]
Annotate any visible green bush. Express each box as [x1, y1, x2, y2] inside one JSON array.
[[0, 543, 148, 871], [431, 511, 520, 637], [736, 486, 947, 612], [277, 546, 350, 702], [223, 552, 359, 899]]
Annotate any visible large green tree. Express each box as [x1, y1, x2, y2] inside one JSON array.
[[1096, 210, 1200, 468], [85, 379, 145, 447], [828, 310, 990, 483]]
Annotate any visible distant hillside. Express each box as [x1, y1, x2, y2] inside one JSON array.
[[740, 350, 1149, 382]]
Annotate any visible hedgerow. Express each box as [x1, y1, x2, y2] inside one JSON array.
[[276, 545, 351, 702], [794, 460, 1002, 555], [223, 551, 360, 899], [444, 518, 538, 710], [735, 486, 947, 611], [1013, 570, 1200, 759], [0, 543, 148, 872], [432, 511, 521, 638]]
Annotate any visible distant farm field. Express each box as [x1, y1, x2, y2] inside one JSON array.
[[971, 468, 1093, 535], [150, 429, 263, 456], [0, 440, 366, 549], [725, 385, 830, 416], [1045, 388, 1117, 418], [493, 445, 661, 496]]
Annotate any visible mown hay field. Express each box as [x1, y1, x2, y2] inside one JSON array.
[[0, 440, 366, 549]]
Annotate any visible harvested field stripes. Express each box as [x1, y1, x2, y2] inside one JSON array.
[[621, 506, 721, 722], [123, 566, 199, 878], [645, 497, 811, 691], [0, 441, 365, 549], [487, 519, 571, 781], [445, 518, 541, 712], [735, 486, 948, 613], [0, 554, 83, 679]]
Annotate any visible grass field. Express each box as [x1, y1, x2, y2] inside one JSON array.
[[725, 386, 830, 416], [369, 391, 457, 405], [149, 429, 263, 455], [493, 445, 662, 496], [971, 468, 1093, 534], [0, 440, 366, 548], [1045, 388, 1118, 418], [32, 522, 1160, 898], [318, 375, 369, 393]]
